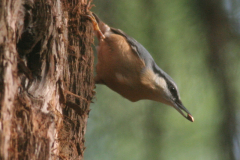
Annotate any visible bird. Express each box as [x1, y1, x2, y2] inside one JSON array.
[[86, 12, 194, 122]]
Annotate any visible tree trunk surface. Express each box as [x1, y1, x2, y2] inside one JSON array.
[[0, 0, 94, 159]]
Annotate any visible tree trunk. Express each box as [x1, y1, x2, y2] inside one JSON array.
[[0, 0, 94, 159]]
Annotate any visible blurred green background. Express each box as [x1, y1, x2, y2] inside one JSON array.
[[85, 0, 240, 160]]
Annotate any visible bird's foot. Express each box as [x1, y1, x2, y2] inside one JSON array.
[[85, 12, 105, 40]]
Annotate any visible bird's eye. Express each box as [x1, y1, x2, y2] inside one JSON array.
[[170, 87, 175, 92], [170, 87, 178, 98], [167, 82, 179, 99]]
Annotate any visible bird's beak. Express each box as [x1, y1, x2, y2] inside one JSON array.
[[173, 100, 194, 122]]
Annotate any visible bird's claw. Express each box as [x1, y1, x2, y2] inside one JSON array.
[[85, 12, 105, 40]]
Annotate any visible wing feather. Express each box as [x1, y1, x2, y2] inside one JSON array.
[[110, 28, 154, 67]]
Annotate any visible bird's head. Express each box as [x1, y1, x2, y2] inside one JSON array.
[[163, 78, 194, 122], [141, 66, 194, 122]]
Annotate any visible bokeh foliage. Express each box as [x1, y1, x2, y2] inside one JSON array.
[[85, 0, 240, 160]]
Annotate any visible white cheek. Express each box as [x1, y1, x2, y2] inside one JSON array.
[[155, 76, 167, 90], [155, 76, 173, 100]]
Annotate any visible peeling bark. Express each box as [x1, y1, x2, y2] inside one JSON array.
[[0, 0, 94, 159]]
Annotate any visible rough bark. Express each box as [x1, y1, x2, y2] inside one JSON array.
[[0, 0, 94, 159]]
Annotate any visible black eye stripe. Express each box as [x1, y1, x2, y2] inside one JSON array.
[[167, 82, 178, 98], [170, 87, 175, 92], [170, 87, 177, 96]]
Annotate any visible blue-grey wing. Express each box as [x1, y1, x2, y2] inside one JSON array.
[[110, 28, 154, 68], [110, 28, 174, 82]]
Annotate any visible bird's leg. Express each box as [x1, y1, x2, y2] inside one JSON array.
[[85, 12, 105, 40]]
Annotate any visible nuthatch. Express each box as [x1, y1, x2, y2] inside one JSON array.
[[87, 13, 194, 122]]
